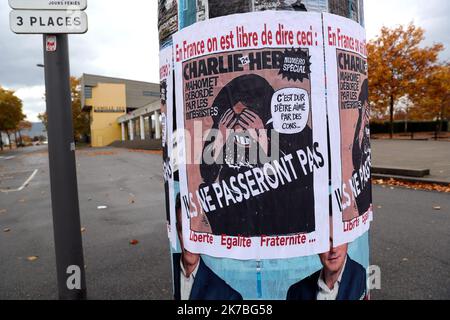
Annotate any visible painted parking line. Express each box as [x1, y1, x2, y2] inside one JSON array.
[[0, 156, 15, 160], [0, 169, 38, 193]]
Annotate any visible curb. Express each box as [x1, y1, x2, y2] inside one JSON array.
[[372, 174, 450, 186], [372, 166, 430, 178]]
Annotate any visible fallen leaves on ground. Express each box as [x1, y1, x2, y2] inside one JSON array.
[[23, 152, 48, 157], [27, 256, 39, 262], [127, 149, 162, 155], [3, 228, 11, 232], [80, 151, 118, 157], [129, 239, 139, 245], [373, 178, 450, 193]]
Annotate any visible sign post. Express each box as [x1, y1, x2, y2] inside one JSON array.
[[9, 1, 88, 300], [43, 33, 87, 300]]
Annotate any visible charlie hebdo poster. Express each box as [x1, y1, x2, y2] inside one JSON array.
[[160, 45, 177, 250], [324, 13, 373, 246], [173, 11, 330, 260]]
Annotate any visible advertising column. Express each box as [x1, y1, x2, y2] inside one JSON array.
[[161, 3, 372, 301]]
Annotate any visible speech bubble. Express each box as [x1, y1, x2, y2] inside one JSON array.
[[269, 88, 310, 134]]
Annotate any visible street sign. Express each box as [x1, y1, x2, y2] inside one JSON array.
[[9, 0, 87, 10], [10, 10, 88, 34]]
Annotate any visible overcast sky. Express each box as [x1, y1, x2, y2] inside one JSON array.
[[0, 0, 448, 122]]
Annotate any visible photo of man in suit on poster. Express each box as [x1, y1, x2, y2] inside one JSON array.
[[173, 194, 243, 300], [287, 219, 367, 300]]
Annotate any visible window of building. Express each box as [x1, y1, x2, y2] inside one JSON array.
[[84, 86, 93, 99], [143, 91, 160, 97]]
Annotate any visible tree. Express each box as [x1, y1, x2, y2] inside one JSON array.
[[0, 87, 25, 149], [409, 63, 450, 136], [38, 112, 48, 132], [367, 23, 444, 138], [70, 77, 90, 142], [38, 77, 90, 142], [18, 120, 32, 146]]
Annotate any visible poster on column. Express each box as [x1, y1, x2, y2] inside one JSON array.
[[173, 11, 330, 260], [208, 0, 251, 18], [324, 13, 373, 247], [160, 45, 177, 250], [205, 0, 330, 17], [158, 0, 179, 45], [328, 0, 364, 25], [253, 0, 328, 12]]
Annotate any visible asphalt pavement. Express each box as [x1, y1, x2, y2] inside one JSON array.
[[0, 145, 449, 300], [372, 140, 450, 184], [370, 185, 450, 300], [0, 146, 172, 300]]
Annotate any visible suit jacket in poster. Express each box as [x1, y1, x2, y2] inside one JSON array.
[[173, 253, 243, 300], [286, 255, 367, 300]]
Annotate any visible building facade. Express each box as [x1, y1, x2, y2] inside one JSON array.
[[81, 74, 160, 147]]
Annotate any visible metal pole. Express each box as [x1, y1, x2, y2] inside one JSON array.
[[43, 34, 87, 300]]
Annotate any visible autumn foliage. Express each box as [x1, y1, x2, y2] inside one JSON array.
[[0, 87, 26, 150], [410, 63, 450, 133], [367, 23, 448, 138], [373, 178, 450, 194]]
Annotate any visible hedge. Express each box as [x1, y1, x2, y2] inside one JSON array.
[[370, 121, 449, 134]]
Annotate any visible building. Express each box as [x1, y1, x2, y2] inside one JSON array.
[[81, 74, 162, 147]]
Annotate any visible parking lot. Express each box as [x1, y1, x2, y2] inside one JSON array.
[[0, 146, 172, 299], [0, 145, 449, 299]]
